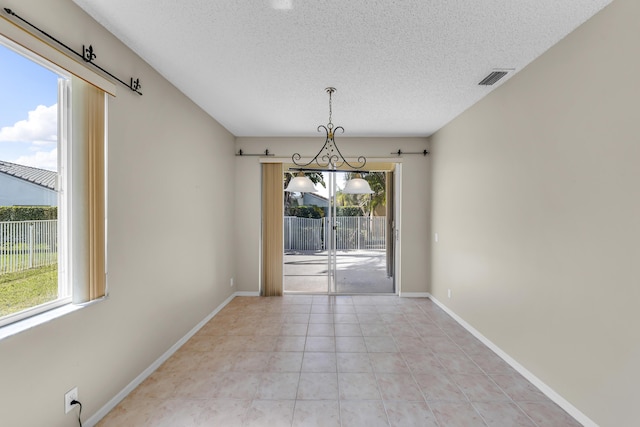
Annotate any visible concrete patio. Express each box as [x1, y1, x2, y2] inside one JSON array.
[[284, 249, 394, 294]]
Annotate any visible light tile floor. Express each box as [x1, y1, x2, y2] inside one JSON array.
[[97, 295, 582, 427]]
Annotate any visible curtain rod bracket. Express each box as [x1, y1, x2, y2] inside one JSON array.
[[3, 8, 143, 95]]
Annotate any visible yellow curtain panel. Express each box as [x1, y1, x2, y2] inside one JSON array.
[[85, 83, 107, 300], [262, 163, 284, 296]]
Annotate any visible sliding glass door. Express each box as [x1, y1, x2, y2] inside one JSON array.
[[283, 170, 395, 294]]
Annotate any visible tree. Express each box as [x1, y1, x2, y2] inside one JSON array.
[[336, 189, 358, 208], [340, 172, 386, 216], [364, 172, 386, 216]]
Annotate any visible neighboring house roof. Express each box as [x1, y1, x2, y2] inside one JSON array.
[[302, 193, 329, 206], [0, 160, 57, 190], [304, 193, 329, 202]]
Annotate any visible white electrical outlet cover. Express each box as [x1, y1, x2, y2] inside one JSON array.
[[64, 387, 78, 414]]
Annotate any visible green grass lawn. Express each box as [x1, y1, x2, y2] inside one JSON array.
[[0, 265, 58, 317], [0, 251, 58, 271]]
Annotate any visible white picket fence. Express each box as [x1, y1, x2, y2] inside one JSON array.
[[0, 220, 58, 274], [285, 216, 386, 251]]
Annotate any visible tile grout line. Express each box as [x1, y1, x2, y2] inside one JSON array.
[[411, 300, 486, 426], [405, 303, 449, 427], [97, 296, 575, 426], [435, 313, 542, 427]]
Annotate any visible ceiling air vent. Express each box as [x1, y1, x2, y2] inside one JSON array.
[[478, 70, 509, 86]]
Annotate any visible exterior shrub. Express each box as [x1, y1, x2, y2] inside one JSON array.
[[336, 206, 363, 217], [285, 205, 325, 218], [285, 205, 364, 218], [0, 206, 58, 221]]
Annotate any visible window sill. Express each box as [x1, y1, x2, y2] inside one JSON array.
[[0, 297, 106, 342]]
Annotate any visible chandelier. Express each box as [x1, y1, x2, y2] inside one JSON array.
[[285, 87, 373, 194]]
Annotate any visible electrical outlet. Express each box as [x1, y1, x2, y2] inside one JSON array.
[[230, 277, 234, 287], [64, 387, 78, 414], [447, 289, 452, 299]]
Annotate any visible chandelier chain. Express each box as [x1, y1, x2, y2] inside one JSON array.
[[326, 87, 335, 128]]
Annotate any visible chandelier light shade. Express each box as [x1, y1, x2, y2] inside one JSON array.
[[285, 172, 317, 193], [342, 173, 374, 194]]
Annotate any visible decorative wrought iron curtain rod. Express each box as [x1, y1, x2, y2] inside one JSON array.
[[235, 149, 273, 157], [3, 8, 143, 95], [289, 167, 370, 174], [391, 149, 429, 156]]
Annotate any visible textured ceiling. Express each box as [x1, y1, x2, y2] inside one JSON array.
[[72, 0, 611, 137]]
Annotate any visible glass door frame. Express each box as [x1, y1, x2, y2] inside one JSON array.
[[328, 170, 337, 294], [283, 165, 401, 296]]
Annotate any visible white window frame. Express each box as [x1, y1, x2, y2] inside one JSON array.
[[0, 36, 71, 328]]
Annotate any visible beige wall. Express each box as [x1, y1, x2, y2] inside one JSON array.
[[234, 137, 430, 295], [0, 1, 236, 426], [429, 0, 639, 425]]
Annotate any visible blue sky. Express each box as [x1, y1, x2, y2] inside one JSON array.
[[0, 42, 59, 171]]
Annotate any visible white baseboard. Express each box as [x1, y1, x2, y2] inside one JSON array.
[[85, 292, 238, 427], [429, 296, 597, 427], [234, 291, 260, 296], [399, 292, 431, 298]]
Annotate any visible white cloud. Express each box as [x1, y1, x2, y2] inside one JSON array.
[[15, 148, 57, 171], [0, 104, 57, 145]]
